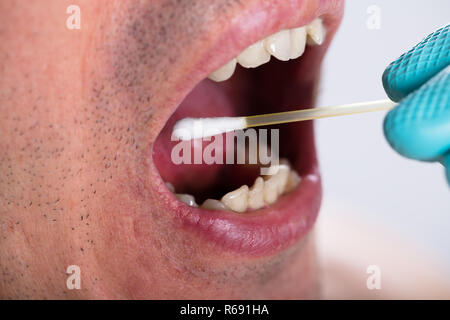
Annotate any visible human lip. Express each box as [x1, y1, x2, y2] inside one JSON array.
[[149, 0, 344, 256], [197, 0, 343, 83], [150, 0, 345, 118]]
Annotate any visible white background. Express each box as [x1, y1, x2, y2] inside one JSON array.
[[316, 0, 450, 269]]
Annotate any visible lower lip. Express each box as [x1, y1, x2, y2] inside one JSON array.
[[179, 172, 322, 256]]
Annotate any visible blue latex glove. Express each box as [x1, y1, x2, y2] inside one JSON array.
[[382, 24, 450, 184]]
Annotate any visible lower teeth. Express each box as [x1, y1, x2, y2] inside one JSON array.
[[201, 199, 229, 211], [175, 194, 198, 207], [168, 159, 300, 213]]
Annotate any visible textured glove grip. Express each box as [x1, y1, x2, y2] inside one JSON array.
[[383, 25, 450, 165], [383, 25, 450, 101]]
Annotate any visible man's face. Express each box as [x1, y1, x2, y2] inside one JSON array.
[[0, 0, 343, 299]]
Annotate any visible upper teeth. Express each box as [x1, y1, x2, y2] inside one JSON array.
[[265, 29, 292, 61], [306, 18, 326, 45], [208, 18, 326, 82], [237, 40, 271, 68]]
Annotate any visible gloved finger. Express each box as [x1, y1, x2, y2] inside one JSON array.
[[383, 65, 450, 161], [442, 152, 450, 185], [382, 24, 450, 102]]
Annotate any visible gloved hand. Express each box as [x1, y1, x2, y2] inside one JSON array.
[[382, 24, 450, 184]]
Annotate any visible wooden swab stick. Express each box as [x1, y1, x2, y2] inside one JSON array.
[[172, 99, 397, 141]]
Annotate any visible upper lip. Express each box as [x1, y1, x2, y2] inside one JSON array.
[[152, 0, 345, 133], [147, 0, 344, 256]]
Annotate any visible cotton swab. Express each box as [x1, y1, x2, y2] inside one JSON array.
[[172, 99, 397, 141]]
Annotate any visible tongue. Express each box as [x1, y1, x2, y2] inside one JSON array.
[[153, 79, 261, 196]]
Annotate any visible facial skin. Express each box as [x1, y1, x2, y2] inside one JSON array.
[[0, 0, 334, 299]]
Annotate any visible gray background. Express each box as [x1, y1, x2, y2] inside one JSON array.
[[316, 0, 450, 267]]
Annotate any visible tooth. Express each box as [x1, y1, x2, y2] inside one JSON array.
[[263, 164, 289, 204], [165, 182, 175, 193], [221, 185, 249, 213], [237, 40, 271, 68], [248, 177, 265, 210], [176, 194, 198, 207], [201, 199, 229, 211], [208, 58, 237, 82], [275, 165, 289, 194], [263, 175, 279, 204], [285, 170, 301, 193], [264, 29, 291, 61], [306, 18, 326, 45], [290, 27, 307, 59]]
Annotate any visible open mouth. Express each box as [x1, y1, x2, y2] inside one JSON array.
[[150, 0, 344, 256]]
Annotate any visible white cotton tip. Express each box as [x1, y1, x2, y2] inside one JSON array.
[[172, 117, 247, 141]]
